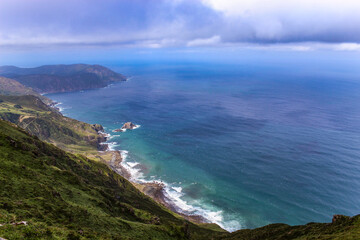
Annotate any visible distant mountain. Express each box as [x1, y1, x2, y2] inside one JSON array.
[[0, 64, 126, 93], [0, 76, 39, 96], [0, 76, 52, 104]]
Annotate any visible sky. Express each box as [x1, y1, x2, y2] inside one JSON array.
[[1, 0, 360, 65]]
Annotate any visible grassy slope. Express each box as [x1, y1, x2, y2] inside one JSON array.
[[0, 77, 52, 105], [0, 95, 104, 159], [0, 77, 39, 96], [220, 215, 360, 240], [0, 119, 224, 240]]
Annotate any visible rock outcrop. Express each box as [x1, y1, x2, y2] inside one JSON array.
[[113, 129, 124, 132], [113, 122, 137, 132], [92, 123, 104, 132], [122, 122, 136, 130]]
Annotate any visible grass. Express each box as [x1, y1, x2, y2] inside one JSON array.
[[0, 76, 53, 105], [0, 119, 225, 239], [219, 216, 360, 240], [0, 95, 104, 158]]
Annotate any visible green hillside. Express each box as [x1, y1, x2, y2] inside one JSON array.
[[219, 215, 360, 240], [0, 95, 105, 158], [0, 77, 52, 105], [0, 119, 225, 240]]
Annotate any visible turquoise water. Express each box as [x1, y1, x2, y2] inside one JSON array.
[[48, 54, 360, 231]]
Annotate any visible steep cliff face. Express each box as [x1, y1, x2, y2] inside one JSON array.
[[0, 64, 126, 93]]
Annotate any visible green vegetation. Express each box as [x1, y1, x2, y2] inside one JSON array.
[[0, 95, 104, 159], [0, 77, 52, 105], [221, 215, 360, 239], [0, 119, 225, 239]]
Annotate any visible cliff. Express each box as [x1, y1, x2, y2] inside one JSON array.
[[0, 64, 126, 93]]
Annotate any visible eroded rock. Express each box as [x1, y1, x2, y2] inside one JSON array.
[[121, 122, 136, 130]]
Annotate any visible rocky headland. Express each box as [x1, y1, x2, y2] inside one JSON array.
[[0, 64, 126, 94]]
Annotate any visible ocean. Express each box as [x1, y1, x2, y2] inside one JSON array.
[[47, 51, 360, 231]]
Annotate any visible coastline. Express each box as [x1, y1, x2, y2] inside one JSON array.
[[100, 145, 208, 224], [50, 93, 213, 226], [49, 85, 232, 231]]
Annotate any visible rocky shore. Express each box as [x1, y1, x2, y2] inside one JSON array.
[[95, 126, 207, 224], [107, 150, 131, 179], [92, 123, 110, 151]]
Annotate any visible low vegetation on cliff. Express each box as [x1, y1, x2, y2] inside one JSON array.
[[0, 95, 105, 158], [0, 119, 225, 239]]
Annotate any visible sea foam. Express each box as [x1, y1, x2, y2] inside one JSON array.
[[104, 129, 240, 232]]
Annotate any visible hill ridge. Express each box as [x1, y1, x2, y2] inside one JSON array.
[[0, 64, 126, 93]]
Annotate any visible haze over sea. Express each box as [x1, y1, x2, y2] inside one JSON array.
[[48, 51, 360, 231]]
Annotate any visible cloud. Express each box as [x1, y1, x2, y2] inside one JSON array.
[[0, 0, 221, 47], [333, 43, 360, 51], [187, 36, 221, 47], [203, 0, 360, 43], [1, 0, 360, 49]]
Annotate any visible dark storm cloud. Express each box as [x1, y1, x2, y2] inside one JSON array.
[[1, 0, 360, 48]]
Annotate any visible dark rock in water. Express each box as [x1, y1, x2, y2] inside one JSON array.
[[122, 122, 136, 130], [113, 129, 124, 132], [113, 122, 136, 132]]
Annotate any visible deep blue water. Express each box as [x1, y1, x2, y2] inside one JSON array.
[[48, 54, 360, 231]]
